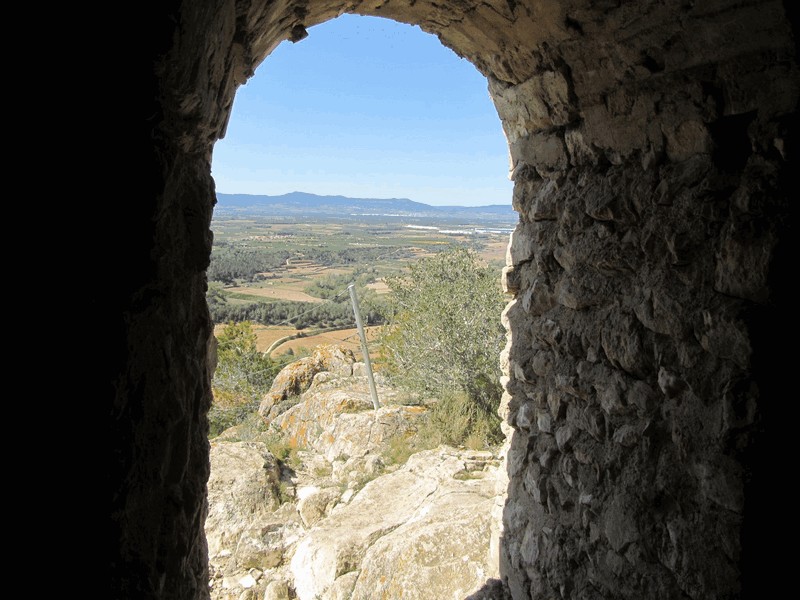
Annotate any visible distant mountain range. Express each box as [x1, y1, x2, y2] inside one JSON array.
[[215, 192, 517, 226]]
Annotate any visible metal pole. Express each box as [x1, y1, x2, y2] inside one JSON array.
[[348, 283, 380, 410]]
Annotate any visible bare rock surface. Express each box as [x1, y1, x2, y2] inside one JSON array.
[[274, 372, 427, 461], [206, 441, 302, 599], [291, 448, 499, 600], [258, 345, 356, 420], [206, 348, 505, 600]]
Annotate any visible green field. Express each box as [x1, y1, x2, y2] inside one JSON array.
[[207, 213, 511, 353]]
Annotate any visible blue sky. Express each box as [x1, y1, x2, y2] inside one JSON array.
[[211, 14, 513, 207]]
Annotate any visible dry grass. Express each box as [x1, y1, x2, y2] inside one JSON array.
[[271, 326, 382, 360], [226, 284, 324, 303], [479, 237, 510, 264], [213, 324, 298, 352], [213, 323, 383, 361], [365, 280, 390, 294], [253, 326, 301, 350], [227, 262, 362, 302]]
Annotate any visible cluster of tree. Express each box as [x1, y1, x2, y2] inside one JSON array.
[[209, 321, 288, 436], [301, 245, 400, 266], [304, 267, 380, 300], [379, 246, 507, 447], [207, 241, 413, 285], [207, 286, 389, 330], [207, 243, 291, 284]]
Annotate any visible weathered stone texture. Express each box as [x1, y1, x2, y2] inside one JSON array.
[[258, 344, 356, 420], [206, 441, 291, 585], [115, 0, 798, 598], [275, 386, 427, 461], [290, 449, 500, 600], [494, 1, 797, 597]]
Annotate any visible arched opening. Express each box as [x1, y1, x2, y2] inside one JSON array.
[[113, 2, 798, 598], [212, 14, 513, 206], [205, 15, 515, 598]]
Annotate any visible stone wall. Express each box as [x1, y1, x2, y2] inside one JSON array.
[[492, 2, 798, 598], [112, 0, 798, 597]]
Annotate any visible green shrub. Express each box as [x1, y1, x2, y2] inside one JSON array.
[[418, 390, 503, 450], [209, 321, 283, 438], [379, 247, 505, 446], [208, 403, 263, 439], [382, 433, 428, 467]]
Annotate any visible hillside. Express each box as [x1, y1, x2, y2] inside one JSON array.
[[215, 191, 517, 226]]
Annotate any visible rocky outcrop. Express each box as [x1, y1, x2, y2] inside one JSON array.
[[274, 370, 426, 461], [206, 441, 303, 597], [291, 448, 499, 600], [207, 441, 502, 600], [258, 345, 356, 421], [206, 355, 505, 600]]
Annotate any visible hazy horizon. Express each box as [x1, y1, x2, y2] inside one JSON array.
[[215, 190, 513, 208], [211, 14, 514, 208]]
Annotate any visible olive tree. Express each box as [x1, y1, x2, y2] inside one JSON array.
[[380, 247, 507, 446], [209, 321, 281, 436]]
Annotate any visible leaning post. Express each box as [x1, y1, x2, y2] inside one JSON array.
[[347, 283, 380, 410]]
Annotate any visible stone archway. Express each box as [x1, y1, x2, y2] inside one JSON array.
[[113, 1, 798, 598]]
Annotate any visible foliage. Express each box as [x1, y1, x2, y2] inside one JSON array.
[[381, 433, 430, 467], [207, 239, 412, 286], [379, 246, 506, 447], [206, 292, 389, 330], [381, 391, 503, 468], [417, 390, 503, 448], [209, 321, 283, 437], [264, 434, 302, 469], [210, 411, 269, 442], [207, 243, 290, 284], [214, 320, 278, 394], [304, 267, 378, 299]]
